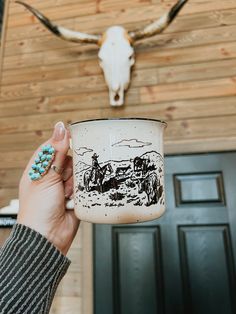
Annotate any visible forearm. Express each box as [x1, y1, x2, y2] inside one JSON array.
[[0, 224, 70, 314]]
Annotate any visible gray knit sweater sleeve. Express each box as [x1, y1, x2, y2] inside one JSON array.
[[0, 223, 71, 314]]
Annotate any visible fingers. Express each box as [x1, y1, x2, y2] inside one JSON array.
[[62, 156, 73, 198], [64, 176, 73, 199], [62, 156, 73, 181]]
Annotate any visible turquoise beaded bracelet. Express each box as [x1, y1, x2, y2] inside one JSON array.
[[29, 144, 55, 181]]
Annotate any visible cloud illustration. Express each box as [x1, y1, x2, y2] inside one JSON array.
[[75, 147, 93, 156], [112, 139, 152, 148]]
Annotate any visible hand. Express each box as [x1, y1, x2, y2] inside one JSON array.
[[17, 122, 80, 255]]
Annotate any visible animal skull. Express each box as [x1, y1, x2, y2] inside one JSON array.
[[16, 0, 188, 107], [98, 26, 135, 106]]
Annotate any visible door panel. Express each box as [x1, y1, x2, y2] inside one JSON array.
[[179, 225, 236, 314], [113, 227, 164, 314], [94, 153, 236, 314]]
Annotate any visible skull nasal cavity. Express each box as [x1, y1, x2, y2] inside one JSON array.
[[114, 94, 120, 101]]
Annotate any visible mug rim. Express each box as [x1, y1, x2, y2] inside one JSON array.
[[69, 117, 167, 126]]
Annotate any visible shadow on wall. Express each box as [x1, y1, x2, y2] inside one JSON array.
[[0, 0, 4, 38]]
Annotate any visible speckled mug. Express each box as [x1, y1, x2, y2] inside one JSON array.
[[69, 118, 167, 224]]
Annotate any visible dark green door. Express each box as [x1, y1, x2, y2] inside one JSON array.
[[94, 153, 236, 314]]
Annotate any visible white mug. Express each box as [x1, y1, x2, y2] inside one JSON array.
[[69, 118, 167, 224]]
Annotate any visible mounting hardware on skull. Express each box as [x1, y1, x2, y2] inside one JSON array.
[[16, 0, 188, 107]]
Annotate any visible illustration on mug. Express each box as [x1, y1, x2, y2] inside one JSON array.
[[74, 138, 164, 208]]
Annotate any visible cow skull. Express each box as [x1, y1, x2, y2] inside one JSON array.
[[16, 0, 188, 106]]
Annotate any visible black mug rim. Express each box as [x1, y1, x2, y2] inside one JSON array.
[[69, 118, 167, 126]]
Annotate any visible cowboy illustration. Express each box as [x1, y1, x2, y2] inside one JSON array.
[[90, 153, 101, 183]]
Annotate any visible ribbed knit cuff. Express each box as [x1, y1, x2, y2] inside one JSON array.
[[0, 223, 71, 314]]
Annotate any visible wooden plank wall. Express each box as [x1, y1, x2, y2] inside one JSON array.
[[0, 0, 236, 312]]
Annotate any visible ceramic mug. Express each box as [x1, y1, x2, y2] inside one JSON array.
[[69, 118, 167, 224]]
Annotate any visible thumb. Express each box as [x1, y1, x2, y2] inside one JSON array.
[[49, 121, 70, 176]]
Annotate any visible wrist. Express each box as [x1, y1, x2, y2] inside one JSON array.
[[16, 218, 68, 256]]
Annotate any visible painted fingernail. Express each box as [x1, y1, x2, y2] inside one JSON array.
[[52, 122, 65, 142]]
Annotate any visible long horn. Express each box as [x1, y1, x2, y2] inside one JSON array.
[[129, 0, 188, 42], [16, 1, 101, 44]]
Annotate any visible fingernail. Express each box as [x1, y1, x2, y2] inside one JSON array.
[[52, 122, 65, 142]]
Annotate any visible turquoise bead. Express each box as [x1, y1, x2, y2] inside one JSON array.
[[32, 164, 37, 170], [36, 164, 41, 170], [42, 161, 49, 168], [48, 147, 55, 154], [31, 173, 40, 181], [35, 158, 40, 164], [38, 151, 43, 157], [30, 175, 35, 180], [40, 154, 46, 161], [42, 145, 49, 153], [29, 170, 34, 176], [46, 154, 52, 161], [39, 167, 45, 174]]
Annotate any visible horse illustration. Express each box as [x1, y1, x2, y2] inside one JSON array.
[[84, 163, 113, 193]]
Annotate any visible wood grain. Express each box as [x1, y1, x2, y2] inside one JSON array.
[[141, 77, 236, 104], [0, 188, 18, 207], [5, 24, 236, 57], [8, 0, 152, 28], [0, 0, 10, 93], [0, 168, 22, 188], [0, 130, 51, 152], [165, 136, 236, 155], [0, 229, 12, 247], [2, 41, 236, 85], [0, 151, 32, 169], [2, 57, 236, 87], [0, 96, 236, 134], [50, 296, 81, 314], [6, 7, 236, 42]]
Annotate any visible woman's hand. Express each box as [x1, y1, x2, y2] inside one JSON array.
[[17, 122, 80, 255]]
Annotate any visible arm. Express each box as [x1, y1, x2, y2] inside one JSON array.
[[0, 122, 79, 314], [0, 224, 70, 314]]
